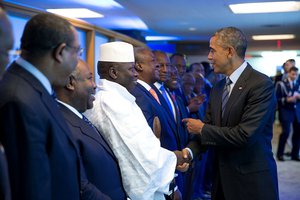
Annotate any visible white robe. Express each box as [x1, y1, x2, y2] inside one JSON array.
[[84, 79, 176, 200]]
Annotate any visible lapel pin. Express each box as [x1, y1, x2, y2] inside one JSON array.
[[239, 86, 243, 90]]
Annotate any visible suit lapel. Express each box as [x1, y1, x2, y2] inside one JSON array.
[[137, 84, 179, 146], [59, 104, 116, 159], [136, 83, 160, 105], [222, 65, 252, 125], [213, 79, 224, 126], [151, 84, 175, 120], [10, 64, 78, 151]]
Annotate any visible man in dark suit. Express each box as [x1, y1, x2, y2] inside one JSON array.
[[276, 66, 300, 161], [0, 13, 92, 200], [54, 59, 127, 200], [130, 47, 186, 200], [131, 47, 180, 150], [0, 2, 13, 199], [152, 50, 193, 199], [183, 27, 279, 200]]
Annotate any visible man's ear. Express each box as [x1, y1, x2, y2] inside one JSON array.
[[53, 43, 67, 63], [109, 66, 118, 80], [135, 62, 142, 72], [227, 46, 235, 59], [65, 75, 76, 91]]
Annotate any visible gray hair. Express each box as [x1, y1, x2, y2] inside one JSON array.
[[214, 27, 247, 59]]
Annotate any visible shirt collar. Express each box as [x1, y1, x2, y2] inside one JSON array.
[[56, 99, 83, 119], [228, 61, 247, 85], [154, 81, 163, 89], [99, 79, 136, 103], [16, 57, 52, 95], [137, 79, 151, 91]]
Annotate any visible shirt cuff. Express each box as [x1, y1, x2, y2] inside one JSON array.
[[185, 147, 193, 160]]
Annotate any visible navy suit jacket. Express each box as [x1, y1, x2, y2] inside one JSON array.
[[130, 83, 185, 192], [0, 62, 81, 200], [151, 84, 188, 149], [59, 104, 127, 200], [130, 83, 180, 151], [189, 64, 279, 200]]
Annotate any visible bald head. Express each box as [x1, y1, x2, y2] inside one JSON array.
[[0, 7, 13, 77], [134, 47, 159, 84]]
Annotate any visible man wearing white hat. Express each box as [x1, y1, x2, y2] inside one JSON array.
[[85, 41, 191, 200]]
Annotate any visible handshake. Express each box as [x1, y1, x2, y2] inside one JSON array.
[[174, 148, 193, 172]]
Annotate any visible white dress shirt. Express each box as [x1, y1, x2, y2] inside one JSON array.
[[228, 61, 248, 96]]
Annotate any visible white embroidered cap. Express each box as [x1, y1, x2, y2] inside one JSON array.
[[99, 41, 134, 62]]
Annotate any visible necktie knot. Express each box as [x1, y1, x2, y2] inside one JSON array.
[[226, 77, 232, 86], [51, 92, 57, 100], [160, 85, 166, 92]]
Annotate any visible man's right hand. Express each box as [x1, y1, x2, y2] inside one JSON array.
[[173, 149, 192, 172]]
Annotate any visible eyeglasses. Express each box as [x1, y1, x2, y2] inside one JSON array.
[[66, 44, 84, 56]]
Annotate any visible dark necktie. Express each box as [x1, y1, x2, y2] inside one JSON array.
[[222, 77, 232, 118], [51, 92, 59, 107], [51, 89, 57, 99], [82, 114, 98, 133], [170, 92, 180, 121]]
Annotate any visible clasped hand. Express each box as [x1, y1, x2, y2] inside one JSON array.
[[174, 149, 192, 172]]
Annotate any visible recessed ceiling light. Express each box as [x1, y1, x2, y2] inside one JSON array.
[[145, 36, 180, 41], [229, 1, 300, 14], [47, 8, 104, 18], [252, 34, 295, 40], [95, 0, 123, 9], [189, 27, 197, 31]]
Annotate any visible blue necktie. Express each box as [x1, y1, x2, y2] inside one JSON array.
[[160, 85, 173, 114], [222, 77, 232, 118]]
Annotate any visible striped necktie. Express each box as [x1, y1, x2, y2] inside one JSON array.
[[222, 77, 232, 118]]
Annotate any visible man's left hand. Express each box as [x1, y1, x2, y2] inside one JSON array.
[[182, 118, 204, 134]]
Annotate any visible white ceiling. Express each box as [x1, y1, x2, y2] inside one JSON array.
[[4, 0, 300, 55]]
